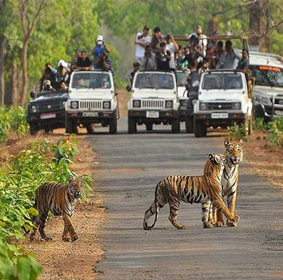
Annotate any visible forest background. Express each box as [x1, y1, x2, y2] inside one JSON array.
[[0, 0, 282, 107]]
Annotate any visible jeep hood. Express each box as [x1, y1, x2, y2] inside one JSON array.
[[69, 89, 113, 99], [198, 89, 245, 102], [131, 89, 176, 99]]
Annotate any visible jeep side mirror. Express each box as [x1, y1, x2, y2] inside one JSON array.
[[30, 91, 36, 99], [187, 91, 190, 98], [115, 92, 118, 96], [126, 85, 131, 92], [186, 84, 190, 91]]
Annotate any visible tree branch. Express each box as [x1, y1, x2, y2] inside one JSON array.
[[250, 19, 283, 38]]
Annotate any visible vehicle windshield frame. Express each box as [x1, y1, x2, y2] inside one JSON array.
[[250, 65, 283, 88], [71, 72, 112, 89], [134, 73, 175, 90], [201, 73, 244, 91]]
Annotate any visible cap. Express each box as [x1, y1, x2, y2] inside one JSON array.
[[97, 35, 103, 42], [45, 80, 51, 86]]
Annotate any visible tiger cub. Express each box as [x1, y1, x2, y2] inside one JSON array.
[[143, 154, 240, 230], [30, 176, 85, 242], [205, 139, 243, 227]]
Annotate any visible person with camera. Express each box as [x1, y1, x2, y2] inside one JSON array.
[[43, 80, 56, 92], [165, 34, 179, 71], [40, 63, 58, 91], [76, 50, 92, 71], [140, 45, 156, 70], [93, 49, 112, 71], [156, 41, 171, 71], [92, 35, 110, 69], [151, 26, 163, 55], [135, 25, 151, 64]]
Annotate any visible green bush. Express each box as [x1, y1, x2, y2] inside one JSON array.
[[0, 106, 29, 145], [228, 122, 248, 141], [253, 118, 267, 131], [265, 118, 283, 149], [0, 134, 92, 279]]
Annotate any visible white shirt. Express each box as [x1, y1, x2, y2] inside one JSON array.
[[135, 32, 151, 59], [166, 42, 176, 69]]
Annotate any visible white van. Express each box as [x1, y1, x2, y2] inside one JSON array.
[[249, 51, 283, 121], [194, 70, 253, 137], [127, 70, 180, 133], [66, 70, 118, 134]]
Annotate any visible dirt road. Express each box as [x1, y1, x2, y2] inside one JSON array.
[[92, 118, 283, 280]]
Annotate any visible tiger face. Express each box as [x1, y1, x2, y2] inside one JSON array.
[[209, 153, 226, 168], [224, 139, 243, 166], [69, 178, 85, 199]]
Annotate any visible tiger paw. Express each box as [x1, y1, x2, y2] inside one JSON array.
[[177, 225, 186, 230], [227, 220, 237, 227], [203, 222, 213, 229], [41, 236, 52, 241], [62, 236, 71, 242], [232, 215, 240, 223], [71, 234, 78, 242], [215, 221, 224, 227]]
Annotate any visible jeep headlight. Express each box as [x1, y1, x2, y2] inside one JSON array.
[[256, 95, 272, 105], [133, 100, 141, 108], [165, 100, 173, 108], [71, 101, 78, 109], [103, 101, 111, 109], [31, 105, 37, 113], [200, 102, 208, 110], [233, 102, 241, 110]]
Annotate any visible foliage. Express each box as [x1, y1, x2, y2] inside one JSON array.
[[0, 134, 92, 279], [228, 122, 248, 141], [253, 117, 267, 131], [265, 118, 283, 149], [0, 106, 29, 145]]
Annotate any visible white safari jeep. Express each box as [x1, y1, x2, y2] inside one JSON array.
[[66, 70, 118, 134], [127, 70, 180, 133], [249, 51, 283, 121], [194, 70, 253, 137]]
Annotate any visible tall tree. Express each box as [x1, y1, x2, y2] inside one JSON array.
[[18, 0, 48, 107]]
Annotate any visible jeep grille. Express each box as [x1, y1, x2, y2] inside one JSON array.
[[38, 101, 62, 112], [207, 102, 233, 110], [80, 101, 102, 109], [141, 100, 165, 108]]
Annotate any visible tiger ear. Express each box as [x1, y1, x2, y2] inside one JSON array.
[[224, 139, 230, 147], [209, 154, 215, 162], [239, 139, 244, 145]]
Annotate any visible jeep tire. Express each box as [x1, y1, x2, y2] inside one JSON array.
[[185, 115, 194, 133], [194, 119, 207, 137], [128, 116, 137, 134], [146, 123, 153, 131], [66, 118, 78, 134], [29, 123, 38, 135], [109, 112, 117, 134], [171, 119, 180, 133]]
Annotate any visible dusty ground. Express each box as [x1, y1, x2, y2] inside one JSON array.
[[1, 130, 106, 280], [244, 129, 283, 190]]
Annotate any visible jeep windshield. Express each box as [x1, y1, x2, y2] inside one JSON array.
[[37, 89, 67, 98], [202, 73, 243, 90], [250, 65, 283, 88], [134, 73, 175, 89], [176, 72, 188, 87], [71, 73, 112, 89]]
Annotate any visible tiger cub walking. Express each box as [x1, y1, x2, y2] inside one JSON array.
[[143, 154, 240, 230], [206, 139, 243, 227], [30, 177, 85, 242]]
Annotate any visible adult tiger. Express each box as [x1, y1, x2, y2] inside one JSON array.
[[143, 154, 240, 230], [30, 176, 85, 242], [205, 139, 243, 227]]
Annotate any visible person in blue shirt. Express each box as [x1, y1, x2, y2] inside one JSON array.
[[92, 35, 110, 69]]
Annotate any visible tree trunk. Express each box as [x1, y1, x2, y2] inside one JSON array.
[[11, 61, 18, 106], [20, 38, 28, 107], [248, 0, 270, 52], [0, 36, 6, 105]]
